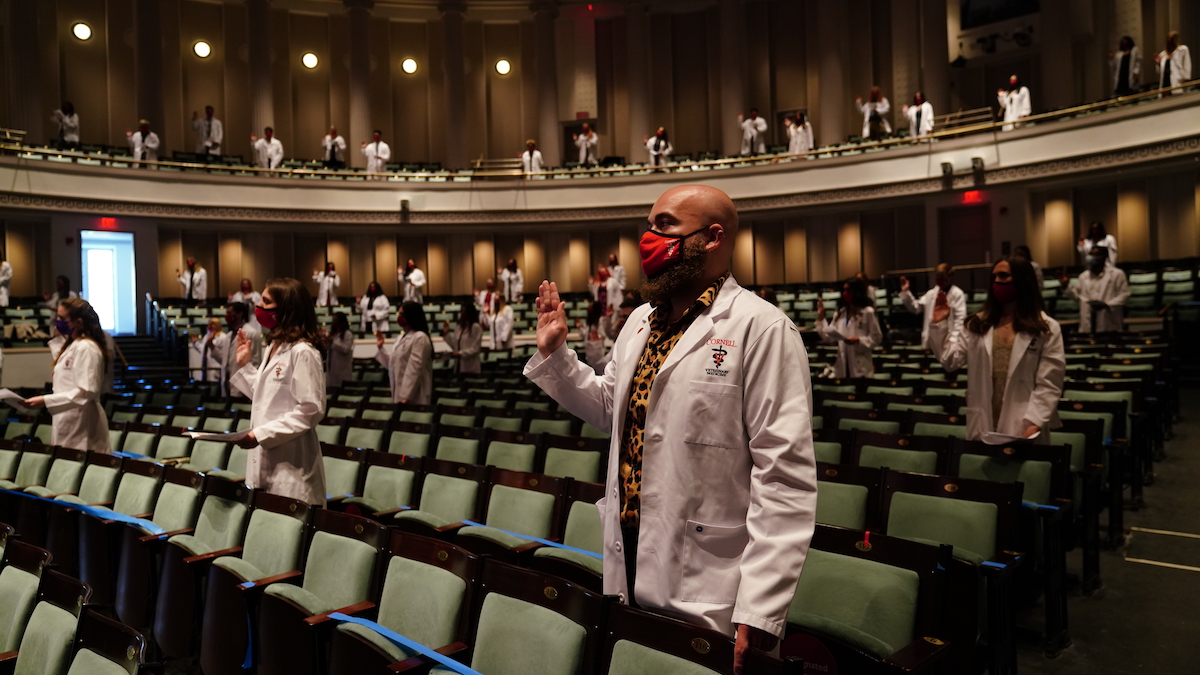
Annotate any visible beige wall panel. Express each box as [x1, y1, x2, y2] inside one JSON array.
[[328, 15, 350, 144], [326, 236, 350, 293], [670, 11, 711, 156], [806, 216, 838, 283], [5, 223, 36, 298], [158, 229, 182, 297], [754, 222, 785, 286], [289, 13, 332, 161], [159, 0, 186, 154], [106, 0, 137, 144], [519, 21, 540, 147], [391, 21, 431, 163], [269, 8, 294, 150], [1117, 181, 1151, 263], [544, 232, 570, 292], [860, 211, 896, 278], [1151, 171, 1199, 259], [369, 17, 395, 144], [61, 0, 113, 145], [217, 234, 242, 298], [375, 235, 398, 296], [448, 234, 475, 296], [349, 234, 377, 294], [1043, 190, 1074, 268], [180, 231, 218, 290], [618, 229, 641, 292], [894, 205, 926, 272], [494, 235, 525, 282], [784, 220, 808, 283], [485, 22, 524, 160], [222, 2, 252, 160], [648, 15, 675, 160], [294, 234, 329, 299], [272, 234, 294, 289], [523, 236, 546, 292], [590, 231, 619, 275], [837, 216, 862, 280], [568, 233, 590, 293], [473, 236, 495, 292], [240, 231, 275, 289], [770, 1, 808, 113], [1073, 185, 1118, 259], [1027, 192, 1048, 267], [463, 20, 488, 163], [610, 18, 631, 163], [745, 2, 772, 143], [398, 236, 432, 294], [733, 224, 755, 284], [426, 18, 447, 164], [180, 0, 225, 153]]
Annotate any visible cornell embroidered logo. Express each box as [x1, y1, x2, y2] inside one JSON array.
[[711, 345, 728, 369], [274, 365, 283, 377]]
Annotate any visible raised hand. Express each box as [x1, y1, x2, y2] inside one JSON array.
[[816, 298, 825, 317], [235, 329, 251, 368], [375, 330, 385, 349], [899, 275, 910, 293], [930, 289, 950, 324], [535, 280, 569, 358]]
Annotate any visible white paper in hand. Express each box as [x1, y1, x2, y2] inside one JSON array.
[[981, 431, 1039, 445], [0, 389, 34, 415], [184, 429, 253, 443]]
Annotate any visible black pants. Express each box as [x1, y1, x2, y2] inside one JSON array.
[[323, 159, 345, 170], [622, 525, 639, 605]]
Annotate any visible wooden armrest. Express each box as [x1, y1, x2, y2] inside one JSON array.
[[0, 650, 17, 675], [238, 569, 302, 592], [981, 550, 1023, 574], [511, 541, 545, 555], [371, 506, 414, 518], [326, 494, 354, 504], [389, 642, 469, 673], [435, 522, 468, 535], [305, 601, 377, 626], [884, 637, 948, 670], [183, 545, 243, 564], [140, 527, 195, 543]]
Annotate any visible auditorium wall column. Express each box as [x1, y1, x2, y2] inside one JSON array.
[[6, 2, 42, 141], [1117, 181, 1151, 262], [134, 0, 165, 135], [625, 0, 651, 162], [808, 0, 848, 146], [918, 0, 949, 114], [532, 1, 562, 166], [1040, 0, 1075, 110], [440, 0, 468, 170], [246, 0, 274, 135], [345, 0, 374, 169], [718, 0, 747, 157]]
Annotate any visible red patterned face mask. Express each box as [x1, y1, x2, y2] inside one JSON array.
[[639, 228, 706, 277]]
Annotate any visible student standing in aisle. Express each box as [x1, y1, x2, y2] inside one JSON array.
[[738, 109, 768, 155], [784, 112, 814, 154], [230, 278, 327, 505], [899, 263, 967, 349], [816, 278, 883, 377], [903, 92, 934, 139], [313, 263, 340, 307], [376, 301, 433, 405], [325, 312, 355, 390], [361, 130, 391, 177], [0, 249, 11, 308], [23, 298, 112, 453], [1076, 221, 1118, 267], [1062, 247, 1129, 334], [357, 282, 390, 334], [498, 259, 524, 304], [399, 260, 426, 305], [442, 304, 483, 374]]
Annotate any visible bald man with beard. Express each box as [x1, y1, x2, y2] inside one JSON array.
[[525, 185, 817, 673]]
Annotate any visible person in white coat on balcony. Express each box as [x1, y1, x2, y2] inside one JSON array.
[[784, 112, 814, 155], [1061, 247, 1129, 334], [521, 139, 545, 175], [928, 256, 1065, 443], [312, 263, 340, 307], [524, 185, 816, 672], [815, 278, 883, 378], [899, 263, 967, 349], [191, 106, 224, 158], [23, 298, 112, 453], [1156, 31, 1192, 93], [998, 75, 1032, 130], [0, 249, 11, 307], [356, 281, 390, 333], [644, 127, 673, 168], [398, 260, 426, 305], [574, 122, 599, 166], [229, 278, 327, 506], [321, 126, 347, 170], [251, 128, 284, 172], [361, 130, 391, 177], [1110, 36, 1142, 96], [856, 87, 892, 140], [51, 101, 80, 151], [376, 301, 432, 405], [738, 109, 768, 155], [1076, 221, 1118, 268], [903, 92, 935, 140], [176, 258, 208, 304], [126, 119, 160, 165], [498, 259, 523, 304], [442, 303, 483, 374], [324, 312, 354, 390]]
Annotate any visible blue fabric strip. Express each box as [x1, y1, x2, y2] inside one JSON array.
[[459, 520, 602, 559], [3, 489, 165, 535], [328, 613, 482, 675], [112, 451, 151, 460], [1022, 501, 1061, 511]]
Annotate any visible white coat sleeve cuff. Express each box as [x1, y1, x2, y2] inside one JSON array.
[[229, 363, 257, 399], [522, 343, 569, 379], [731, 610, 786, 639]]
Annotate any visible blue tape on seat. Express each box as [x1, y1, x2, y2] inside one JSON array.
[[1021, 501, 1060, 510], [459, 520, 601, 559], [980, 560, 1008, 569], [328, 613, 481, 675], [112, 450, 151, 459], [3, 488, 165, 535]]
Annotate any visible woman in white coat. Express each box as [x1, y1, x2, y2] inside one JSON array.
[[230, 278, 327, 506], [376, 302, 433, 405], [644, 127, 673, 167], [1076, 221, 1118, 267], [1156, 31, 1192, 92], [1111, 36, 1141, 96], [356, 282, 390, 333], [928, 256, 1065, 442], [573, 122, 599, 166], [784, 113, 814, 155], [325, 312, 355, 390], [0, 248, 11, 307], [498, 259, 523, 304], [126, 120, 160, 163], [399, 260, 426, 305], [855, 87, 891, 140], [998, 75, 1032, 130], [903, 92, 935, 139], [442, 304, 483, 374], [23, 298, 111, 453], [312, 263, 340, 307], [490, 295, 514, 353], [815, 278, 883, 378], [189, 318, 226, 382], [51, 101, 80, 151]]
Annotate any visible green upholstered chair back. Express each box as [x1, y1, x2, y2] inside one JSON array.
[[32, 426, 53, 445], [361, 466, 415, 510], [241, 510, 306, 578], [787, 548, 919, 659], [345, 427, 385, 452], [4, 423, 33, 439], [322, 457, 361, 498], [543, 448, 601, 483], [886, 492, 997, 564], [225, 447, 249, 476], [75, 465, 120, 505], [813, 384, 856, 394], [580, 424, 608, 439], [13, 602, 76, 675], [482, 417, 523, 433], [957, 455, 1053, 506], [12, 453, 53, 489], [529, 419, 572, 435], [485, 442, 537, 473], [375, 556, 466, 648], [41, 459, 84, 495], [398, 410, 434, 424], [191, 496, 250, 554], [65, 649, 127, 675], [608, 639, 720, 675], [485, 485, 556, 540], [858, 446, 938, 474], [111, 473, 159, 516], [886, 402, 944, 414], [389, 430, 430, 456], [838, 419, 901, 434], [0, 567, 40, 651], [0, 449, 20, 480], [469, 592, 587, 675], [924, 387, 966, 397], [562, 501, 602, 553], [302, 532, 378, 611], [812, 442, 842, 464], [202, 416, 235, 432], [911, 422, 966, 439], [151, 482, 202, 532], [119, 431, 154, 456], [417, 474, 479, 524], [435, 437, 479, 465], [316, 424, 342, 446], [171, 415, 201, 429], [155, 436, 192, 461], [815, 482, 869, 530], [439, 413, 475, 427], [866, 386, 915, 396], [189, 441, 230, 471], [822, 399, 874, 410]]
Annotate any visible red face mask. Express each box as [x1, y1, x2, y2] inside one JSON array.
[[639, 228, 706, 277], [842, 291, 854, 305], [991, 281, 1017, 305], [255, 306, 278, 330]]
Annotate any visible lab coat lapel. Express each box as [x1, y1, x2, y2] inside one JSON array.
[[1008, 330, 1034, 384], [656, 276, 737, 382]]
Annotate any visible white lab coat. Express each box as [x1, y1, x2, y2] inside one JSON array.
[[0, 261, 11, 307], [217, 324, 263, 397], [128, 131, 160, 162], [326, 330, 355, 390], [178, 268, 208, 302], [1066, 267, 1130, 333], [900, 285, 967, 350], [1076, 235, 1118, 267], [322, 135, 347, 163], [1157, 45, 1192, 89], [576, 132, 599, 165], [645, 136, 673, 166], [44, 338, 111, 453], [376, 331, 433, 405], [998, 86, 1032, 130], [524, 276, 817, 638], [787, 121, 814, 154], [51, 111, 80, 144], [1110, 46, 1142, 92], [313, 272, 340, 307], [231, 291, 263, 330], [490, 305, 514, 352], [740, 116, 768, 155], [400, 268, 426, 305], [253, 137, 284, 169], [929, 314, 1065, 442], [521, 149, 544, 173], [856, 98, 892, 138], [358, 295, 391, 333], [816, 306, 883, 378], [189, 331, 226, 382], [231, 340, 327, 506], [192, 116, 224, 154], [610, 264, 627, 291], [362, 141, 391, 175], [590, 277, 623, 312], [904, 101, 935, 138], [476, 290, 499, 325], [443, 324, 483, 374], [499, 268, 524, 303]]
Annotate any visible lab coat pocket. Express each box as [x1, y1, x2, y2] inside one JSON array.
[[680, 520, 747, 604], [682, 381, 742, 449]]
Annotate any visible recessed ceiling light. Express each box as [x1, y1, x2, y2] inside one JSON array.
[[302, 52, 319, 69], [194, 41, 212, 58], [402, 58, 418, 74], [495, 59, 511, 75], [72, 23, 92, 41]]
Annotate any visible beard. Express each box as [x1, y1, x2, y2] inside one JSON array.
[[639, 236, 709, 306]]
